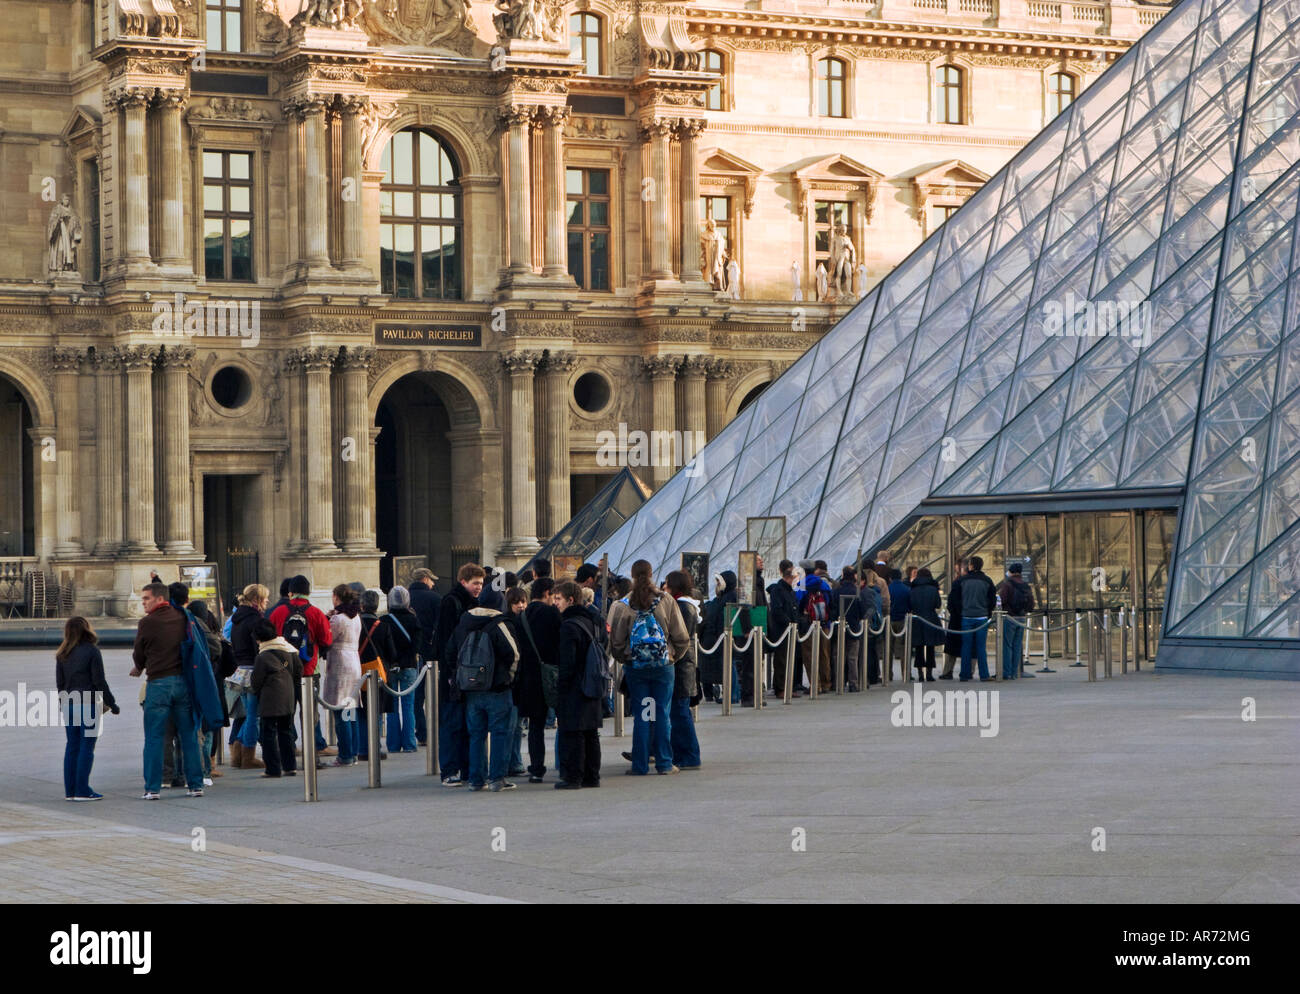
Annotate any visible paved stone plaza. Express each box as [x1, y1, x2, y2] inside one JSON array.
[[1, 649, 1296, 903]]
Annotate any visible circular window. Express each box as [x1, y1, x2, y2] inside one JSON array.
[[211, 365, 253, 410], [573, 371, 611, 413]]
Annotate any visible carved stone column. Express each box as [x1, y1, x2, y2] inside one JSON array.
[[339, 346, 375, 552], [642, 119, 675, 280], [113, 88, 154, 266], [540, 351, 577, 535], [679, 355, 709, 445], [540, 105, 571, 280], [502, 106, 536, 275], [301, 347, 338, 551], [705, 358, 734, 442], [158, 346, 196, 553], [300, 97, 332, 270], [677, 119, 706, 282], [644, 355, 681, 488], [338, 95, 368, 273], [52, 348, 85, 555], [501, 350, 542, 554], [120, 346, 159, 553], [91, 348, 123, 556], [156, 91, 188, 268]]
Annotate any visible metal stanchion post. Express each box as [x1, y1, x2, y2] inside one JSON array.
[[613, 658, 625, 737], [783, 624, 795, 703], [752, 629, 763, 709], [722, 634, 734, 715], [365, 669, 381, 788], [1103, 608, 1113, 678], [1037, 612, 1055, 673], [693, 632, 701, 722], [1087, 612, 1098, 682], [1120, 606, 1128, 675], [882, 618, 891, 687], [302, 675, 318, 802], [1019, 612, 1035, 678], [424, 664, 436, 777], [903, 612, 913, 683], [834, 618, 846, 694], [1072, 612, 1085, 666], [992, 608, 1003, 681], [808, 626, 819, 700]]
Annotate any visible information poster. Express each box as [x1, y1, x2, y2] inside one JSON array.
[[681, 552, 709, 600]]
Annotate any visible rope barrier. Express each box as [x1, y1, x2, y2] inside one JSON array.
[[378, 663, 431, 698], [316, 693, 358, 713], [797, 625, 818, 643], [763, 627, 792, 649], [699, 632, 728, 655], [911, 615, 994, 636], [866, 618, 885, 636], [733, 630, 756, 652], [845, 624, 863, 638], [1000, 614, 1078, 633], [889, 622, 907, 637]]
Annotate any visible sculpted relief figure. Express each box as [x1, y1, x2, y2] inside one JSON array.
[[494, 0, 563, 43], [47, 194, 83, 276], [294, 0, 361, 29], [702, 216, 726, 290]]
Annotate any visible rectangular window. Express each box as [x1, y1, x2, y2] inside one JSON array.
[[202, 150, 254, 282], [206, 0, 242, 52], [814, 199, 851, 275], [700, 194, 734, 282], [566, 167, 611, 291], [930, 204, 959, 233], [84, 158, 100, 282]]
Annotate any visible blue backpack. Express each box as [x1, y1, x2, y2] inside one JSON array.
[[625, 597, 670, 669]]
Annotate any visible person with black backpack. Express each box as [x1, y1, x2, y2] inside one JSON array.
[[997, 562, 1035, 680], [552, 580, 604, 789], [664, 571, 701, 770], [434, 563, 483, 786], [444, 582, 522, 792], [269, 575, 333, 755]]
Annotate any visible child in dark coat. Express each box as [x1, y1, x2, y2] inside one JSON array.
[[251, 618, 302, 778]]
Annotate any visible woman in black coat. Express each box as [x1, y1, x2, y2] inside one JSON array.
[[943, 568, 964, 678], [553, 582, 603, 790], [909, 569, 944, 681], [55, 617, 118, 800], [697, 571, 737, 700]]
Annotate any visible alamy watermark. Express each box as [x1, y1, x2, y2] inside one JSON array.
[[0, 686, 108, 736], [1042, 292, 1151, 349], [596, 423, 706, 477], [151, 293, 261, 347], [889, 683, 1000, 738]]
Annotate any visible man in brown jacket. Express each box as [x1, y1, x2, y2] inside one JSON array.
[[131, 582, 205, 798]]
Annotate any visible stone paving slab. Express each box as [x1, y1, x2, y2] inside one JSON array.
[[1, 649, 1298, 902]]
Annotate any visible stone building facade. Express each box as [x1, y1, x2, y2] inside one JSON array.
[[0, 0, 1164, 612]]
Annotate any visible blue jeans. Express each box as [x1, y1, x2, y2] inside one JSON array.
[[1002, 618, 1024, 679], [334, 709, 359, 763], [199, 728, 214, 776], [507, 703, 524, 772], [237, 689, 260, 748], [626, 664, 675, 774], [731, 661, 742, 703], [669, 696, 700, 769], [465, 689, 514, 786], [143, 675, 203, 792], [386, 668, 418, 752], [960, 616, 990, 680], [357, 702, 383, 758], [439, 696, 468, 779], [62, 696, 99, 797]]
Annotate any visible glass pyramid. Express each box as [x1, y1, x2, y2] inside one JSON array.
[[598, 0, 1300, 653], [524, 468, 651, 573]]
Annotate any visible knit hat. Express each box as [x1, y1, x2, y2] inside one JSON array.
[[388, 585, 411, 610], [798, 559, 815, 572]]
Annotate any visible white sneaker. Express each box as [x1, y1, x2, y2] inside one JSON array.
[[141, 792, 160, 800], [203, 777, 214, 787]]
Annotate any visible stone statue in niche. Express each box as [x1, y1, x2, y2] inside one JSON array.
[[856, 263, 869, 297], [725, 259, 741, 301], [493, 0, 564, 43], [47, 195, 83, 276], [830, 221, 856, 298], [791, 260, 803, 302], [293, 0, 361, 29], [702, 215, 726, 290], [815, 262, 828, 302]]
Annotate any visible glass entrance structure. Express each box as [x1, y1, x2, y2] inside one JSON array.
[[596, 0, 1300, 678]]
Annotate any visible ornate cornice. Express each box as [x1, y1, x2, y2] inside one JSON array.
[[642, 354, 681, 378], [118, 345, 159, 370], [158, 345, 196, 369], [501, 350, 543, 373]]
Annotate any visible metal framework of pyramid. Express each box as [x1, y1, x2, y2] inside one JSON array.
[[596, 0, 1300, 674], [523, 468, 651, 573]]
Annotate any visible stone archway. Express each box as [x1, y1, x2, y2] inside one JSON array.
[[371, 360, 500, 588], [0, 371, 36, 556]]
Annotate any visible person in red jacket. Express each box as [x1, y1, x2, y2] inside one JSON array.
[[268, 575, 333, 753]]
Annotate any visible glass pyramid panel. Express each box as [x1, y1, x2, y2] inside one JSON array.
[[597, 0, 1300, 656]]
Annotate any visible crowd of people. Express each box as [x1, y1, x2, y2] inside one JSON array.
[[52, 550, 1035, 801]]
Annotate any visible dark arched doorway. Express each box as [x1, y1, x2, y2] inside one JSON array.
[[737, 381, 768, 414], [0, 374, 35, 556]]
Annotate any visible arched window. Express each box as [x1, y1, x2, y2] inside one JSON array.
[[379, 129, 462, 300], [817, 57, 847, 118], [570, 13, 602, 76], [703, 49, 726, 110], [1049, 72, 1076, 119], [936, 64, 964, 124]]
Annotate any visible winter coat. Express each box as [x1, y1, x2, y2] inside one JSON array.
[[446, 607, 521, 693], [996, 576, 1035, 616], [379, 607, 422, 670], [909, 576, 945, 648], [251, 637, 302, 718], [229, 604, 263, 669], [830, 580, 862, 625], [672, 597, 700, 700], [358, 611, 397, 714], [407, 582, 441, 659], [56, 642, 117, 713], [268, 598, 332, 676], [555, 604, 604, 731], [766, 578, 799, 634], [515, 600, 561, 716], [945, 578, 965, 657], [609, 589, 690, 670], [960, 570, 998, 618], [323, 612, 362, 709], [436, 583, 481, 700], [697, 582, 733, 685], [888, 580, 912, 621]]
